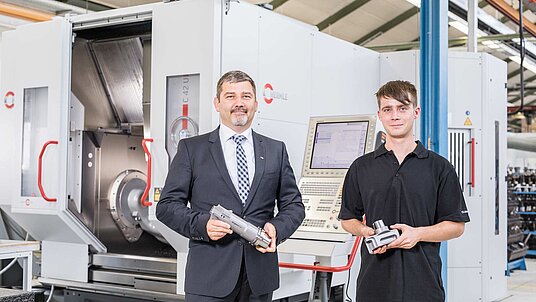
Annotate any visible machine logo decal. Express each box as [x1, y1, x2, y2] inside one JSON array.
[[4, 91, 14, 109], [263, 83, 274, 104], [263, 83, 288, 104]]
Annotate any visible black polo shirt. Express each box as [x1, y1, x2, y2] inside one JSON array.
[[339, 141, 470, 302]]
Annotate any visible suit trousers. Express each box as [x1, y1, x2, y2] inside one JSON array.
[[185, 256, 273, 302]]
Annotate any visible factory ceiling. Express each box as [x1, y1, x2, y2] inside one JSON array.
[[0, 0, 535, 132]]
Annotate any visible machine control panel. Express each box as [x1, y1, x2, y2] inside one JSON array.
[[298, 177, 345, 234], [293, 115, 376, 239]]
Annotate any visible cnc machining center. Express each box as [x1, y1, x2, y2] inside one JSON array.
[[0, 1, 380, 301]]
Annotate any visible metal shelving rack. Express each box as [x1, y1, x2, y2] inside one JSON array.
[[514, 191, 536, 257], [506, 165, 536, 275]]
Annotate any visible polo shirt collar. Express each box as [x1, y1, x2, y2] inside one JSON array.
[[373, 143, 389, 158], [413, 141, 429, 159], [373, 140, 429, 159]]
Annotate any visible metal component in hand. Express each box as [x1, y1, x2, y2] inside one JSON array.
[[209, 204, 271, 249], [364, 220, 400, 254]]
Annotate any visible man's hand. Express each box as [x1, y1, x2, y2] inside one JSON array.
[[206, 218, 233, 241], [387, 223, 421, 250], [361, 225, 375, 238], [256, 222, 277, 253]]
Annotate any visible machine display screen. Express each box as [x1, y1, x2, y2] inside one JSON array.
[[310, 121, 369, 169]]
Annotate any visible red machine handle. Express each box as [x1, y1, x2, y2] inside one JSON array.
[[279, 218, 366, 273], [471, 138, 475, 188], [278, 235, 362, 273], [38, 140, 58, 202], [141, 138, 154, 207]]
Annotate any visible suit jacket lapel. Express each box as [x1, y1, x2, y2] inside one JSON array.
[[208, 128, 240, 201], [244, 131, 266, 211]]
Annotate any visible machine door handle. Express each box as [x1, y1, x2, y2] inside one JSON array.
[[278, 218, 365, 273], [141, 138, 154, 207], [470, 138, 475, 188], [38, 140, 58, 202]]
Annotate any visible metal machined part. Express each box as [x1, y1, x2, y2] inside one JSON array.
[[364, 219, 400, 254], [109, 170, 145, 242], [372, 220, 389, 233], [209, 205, 271, 249]]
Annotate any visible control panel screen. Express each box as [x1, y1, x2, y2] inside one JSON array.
[[310, 121, 369, 169]]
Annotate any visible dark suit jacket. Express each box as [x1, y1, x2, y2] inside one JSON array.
[[156, 127, 305, 297]]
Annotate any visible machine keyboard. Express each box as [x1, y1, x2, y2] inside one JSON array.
[[300, 180, 341, 196], [301, 219, 326, 228]]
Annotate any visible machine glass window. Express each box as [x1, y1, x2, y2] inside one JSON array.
[[166, 74, 200, 161], [21, 87, 49, 197]]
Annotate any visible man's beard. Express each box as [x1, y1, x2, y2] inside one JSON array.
[[231, 114, 248, 126], [231, 107, 248, 126]]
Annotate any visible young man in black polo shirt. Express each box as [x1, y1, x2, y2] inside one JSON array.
[[339, 80, 470, 302]]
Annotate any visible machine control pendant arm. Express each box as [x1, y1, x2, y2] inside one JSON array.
[[38, 140, 58, 202], [279, 235, 362, 273], [278, 218, 366, 273]]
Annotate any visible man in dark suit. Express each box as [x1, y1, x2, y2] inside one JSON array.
[[156, 70, 305, 302]]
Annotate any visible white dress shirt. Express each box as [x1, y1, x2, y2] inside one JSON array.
[[219, 124, 255, 193]]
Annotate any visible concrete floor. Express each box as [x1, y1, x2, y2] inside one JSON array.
[[500, 258, 536, 302], [43, 258, 536, 302]]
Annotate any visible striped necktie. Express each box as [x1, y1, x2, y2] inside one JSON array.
[[232, 135, 250, 206]]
